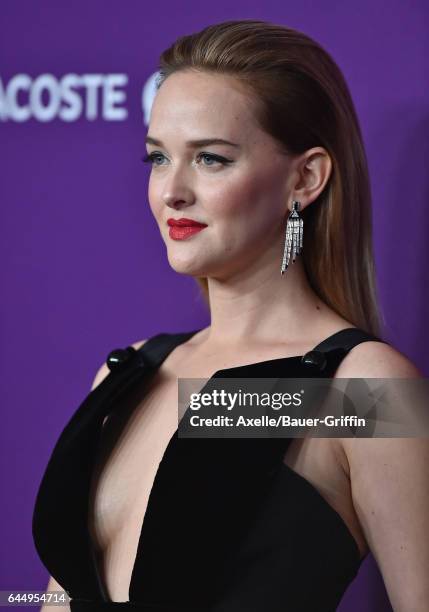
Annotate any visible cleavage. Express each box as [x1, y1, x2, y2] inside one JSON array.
[[87, 368, 178, 601]]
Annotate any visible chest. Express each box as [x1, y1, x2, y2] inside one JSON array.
[[87, 369, 180, 600], [88, 358, 217, 549], [87, 356, 367, 602]]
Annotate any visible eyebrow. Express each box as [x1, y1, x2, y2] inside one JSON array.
[[145, 136, 240, 148]]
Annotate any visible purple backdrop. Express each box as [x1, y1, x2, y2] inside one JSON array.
[[1, 2, 428, 611]]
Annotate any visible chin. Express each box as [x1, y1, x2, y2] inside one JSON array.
[[167, 254, 208, 277]]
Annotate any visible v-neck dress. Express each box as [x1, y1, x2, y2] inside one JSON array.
[[32, 326, 386, 611]]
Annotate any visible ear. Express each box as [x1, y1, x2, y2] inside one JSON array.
[[289, 147, 332, 211]]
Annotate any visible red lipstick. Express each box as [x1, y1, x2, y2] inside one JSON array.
[[167, 217, 208, 241]]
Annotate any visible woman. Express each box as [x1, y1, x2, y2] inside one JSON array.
[[33, 19, 428, 611]]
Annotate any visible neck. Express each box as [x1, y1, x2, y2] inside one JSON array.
[[200, 257, 335, 347]]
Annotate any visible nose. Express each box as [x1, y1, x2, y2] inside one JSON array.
[[163, 193, 191, 210], [162, 166, 194, 210]]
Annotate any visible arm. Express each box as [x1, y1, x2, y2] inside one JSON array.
[[336, 341, 429, 611], [40, 575, 70, 612]]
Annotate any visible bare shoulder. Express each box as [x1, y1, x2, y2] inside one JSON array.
[[333, 339, 424, 470], [90, 338, 148, 391], [334, 339, 423, 379], [130, 338, 148, 351]]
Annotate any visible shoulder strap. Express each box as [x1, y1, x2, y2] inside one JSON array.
[[313, 327, 386, 354], [137, 329, 202, 369], [300, 326, 387, 375]]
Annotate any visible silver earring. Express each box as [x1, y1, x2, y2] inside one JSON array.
[[281, 200, 303, 275]]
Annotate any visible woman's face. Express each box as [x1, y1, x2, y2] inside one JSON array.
[[145, 70, 295, 280]]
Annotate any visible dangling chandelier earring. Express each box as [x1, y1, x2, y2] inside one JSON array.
[[280, 200, 304, 275]]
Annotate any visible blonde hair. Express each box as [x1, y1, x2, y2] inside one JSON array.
[[155, 19, 385, 338]]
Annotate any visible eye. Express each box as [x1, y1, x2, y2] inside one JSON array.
[[141, 152, 166, 166], [196, 152, 231, 166]]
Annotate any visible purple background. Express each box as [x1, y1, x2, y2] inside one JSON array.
[[1, 1, 428, 610]]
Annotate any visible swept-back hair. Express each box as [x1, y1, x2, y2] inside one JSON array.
[[155, 19, 385, 337]]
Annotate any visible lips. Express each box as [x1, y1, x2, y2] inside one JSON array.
[[167, 218, 207, 228], [167, 218, 208, 241]]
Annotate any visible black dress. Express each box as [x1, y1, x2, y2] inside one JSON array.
[[32, 327, 386, 611]]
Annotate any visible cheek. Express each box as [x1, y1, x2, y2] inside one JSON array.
[[205, 174, 284, 254], [147, 178, 163, 220], [211, 169, 284, 225]]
